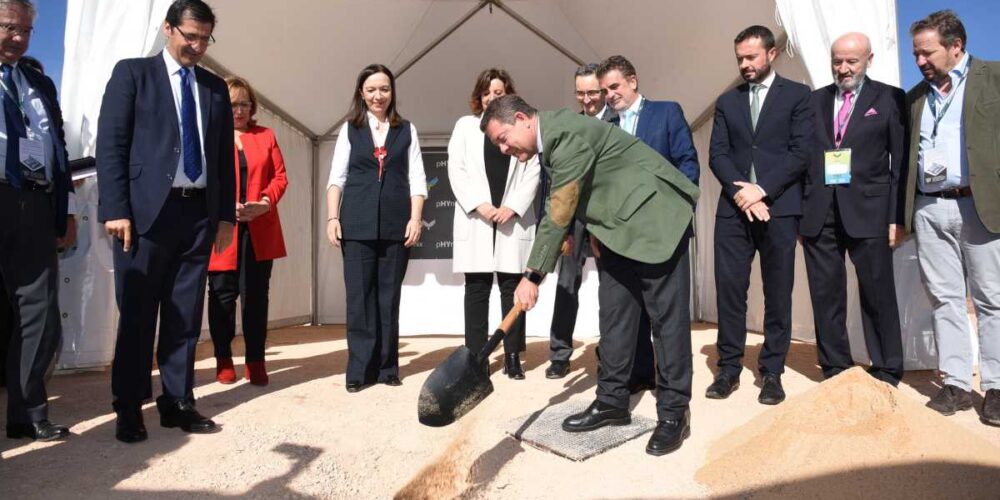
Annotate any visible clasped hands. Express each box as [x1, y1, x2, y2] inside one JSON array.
[[733, 181, 770, 222], [476, 203, 518, 225], [236, 198, 270, 222]]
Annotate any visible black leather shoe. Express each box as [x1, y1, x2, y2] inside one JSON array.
[[627, 377, 656, 394], [927, 384, 973, 415], [545, 360, 570, 379], [380, 376, 402, 386], [114, 401, 147, 443], [646, 411, 690, 456], [158, 399, 217, 433], [6, 420, 70, 441], [982, 389, 1000, 427], [562, 400, 631, 432], [503, 353, 525, 380], [705, 373, 740, 399], [346, 381, 365, 393], [758, 373, 785, 405]]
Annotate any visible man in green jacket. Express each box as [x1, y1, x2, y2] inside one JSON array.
[[481, 95, 699, 455]]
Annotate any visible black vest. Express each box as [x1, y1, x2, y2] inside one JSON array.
[[341, 120, 413, 240]]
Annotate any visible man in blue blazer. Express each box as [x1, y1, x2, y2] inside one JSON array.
[[96, 0, 235, 443], [597, 55, 700, 394], [708, 25, 813, 405], [0, 0, 76, 442]]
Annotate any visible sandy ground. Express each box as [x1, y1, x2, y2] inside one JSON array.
[[2, 323, 998, 499]]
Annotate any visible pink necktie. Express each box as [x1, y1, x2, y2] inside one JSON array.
[[834, 90, 853, 147]]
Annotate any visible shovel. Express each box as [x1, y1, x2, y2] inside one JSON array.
[[418, 303, 524, 427]]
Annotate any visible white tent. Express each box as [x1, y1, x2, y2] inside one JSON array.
[[57, 0, 939, 371]]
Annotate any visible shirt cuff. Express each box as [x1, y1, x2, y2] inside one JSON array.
[[67, 192, 79, 216], [754, 184, 767, 199]]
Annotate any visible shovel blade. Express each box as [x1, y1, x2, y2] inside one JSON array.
[[417, 346, 494, 427]]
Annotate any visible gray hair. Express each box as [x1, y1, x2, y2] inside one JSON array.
[[0, 0, 36, 20], [479, 95, 537, 132], [575, 63, 600, 78]]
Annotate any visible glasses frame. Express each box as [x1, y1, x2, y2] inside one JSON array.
[[171, 25, 216, 46], [0, 23, 33, 37]]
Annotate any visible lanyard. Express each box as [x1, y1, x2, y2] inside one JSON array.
[[927, 66, 968, 145], [0, 75, 30, 129]]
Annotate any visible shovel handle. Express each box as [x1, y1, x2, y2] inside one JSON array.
[[475, 302, 524, 363]]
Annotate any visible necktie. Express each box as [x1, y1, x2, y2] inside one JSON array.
[[2, 64, 25, 188], [749, 84, 766, 183], [834, 90, 854, 147], [535, 152, 548, 220], [179, 67, 202, 182], [621, 110, 634, 135]]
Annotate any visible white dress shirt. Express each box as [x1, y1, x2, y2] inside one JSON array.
[[327, 111, 427, 197], [594, 105, 609, 121], [162, 50, 207, 188]]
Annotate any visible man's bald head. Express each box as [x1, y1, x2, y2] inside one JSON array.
[[830, 32, 873, 92]]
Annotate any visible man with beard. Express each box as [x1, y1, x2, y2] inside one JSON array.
[[801, 32, 906, 386], [901, 10, 1000, 426], [707, 25, 812, 405]]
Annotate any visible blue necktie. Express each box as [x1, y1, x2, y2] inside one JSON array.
[[2, 64, 25, 188], [179, 66, 202, 182]]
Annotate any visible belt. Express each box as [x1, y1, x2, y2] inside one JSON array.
[[0, 177, 52, 192], [919, 186, 972, 199], [168, 187, 206, 198]]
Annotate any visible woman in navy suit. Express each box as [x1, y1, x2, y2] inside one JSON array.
[[325, 64, 427, 392]]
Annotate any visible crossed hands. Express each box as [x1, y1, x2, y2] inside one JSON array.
[[734, 181, 770, 222], [476, 203, 518, 225], [236, 198, 271, 223]]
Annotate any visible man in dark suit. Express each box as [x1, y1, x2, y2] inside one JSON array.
[[901, 10, 1000, 426], [545, 63, 616, 379], [801, 33, 906, 386], [482, 95, 699, 455], [708, 25, 813, 405], [0, 0, 76, 441], [97, 0, 235, 443], [597, 55, 700, 393]]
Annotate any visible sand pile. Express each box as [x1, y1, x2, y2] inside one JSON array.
[[696, 367, 1000, 498]]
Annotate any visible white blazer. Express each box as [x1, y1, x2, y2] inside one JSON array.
[[448, 115, 540, 274]]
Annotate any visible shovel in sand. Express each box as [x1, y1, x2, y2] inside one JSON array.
[[418, 303, 524, 427]]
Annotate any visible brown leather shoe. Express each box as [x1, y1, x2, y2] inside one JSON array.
[[927, 384, 973, 416]]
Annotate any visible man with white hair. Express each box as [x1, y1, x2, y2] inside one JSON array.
[[800, 32, 906, 386]]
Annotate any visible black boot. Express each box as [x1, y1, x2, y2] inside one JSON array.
[[502, 353, 525, 380]]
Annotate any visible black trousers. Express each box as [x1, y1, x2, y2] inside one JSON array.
[[0, 274, 10, 387], [597, 243, 691, 421], [714, 214, 797, 377], [803, 202, 903, 384], [0, 185, 61, 424], [464, 272, 525, 360], [111, 195, 214, 408], [207, 223, 274, 362], [547, 219, 658, 383], [342, 239, 408, 384]]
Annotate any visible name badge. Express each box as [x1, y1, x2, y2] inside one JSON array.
[[19, 138, 46, 182], [824, 148, 851, 185], [923, 147, 948, 185]]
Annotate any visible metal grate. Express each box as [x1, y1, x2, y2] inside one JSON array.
[[505, 399, 657, 462]]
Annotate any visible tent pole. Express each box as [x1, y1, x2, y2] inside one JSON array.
[[317, 0, 492, 141], [490, 0, 585, 66], [311, 139, 321, 325]]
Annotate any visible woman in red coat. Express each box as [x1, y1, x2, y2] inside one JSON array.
[[208, 76, 288, 386]]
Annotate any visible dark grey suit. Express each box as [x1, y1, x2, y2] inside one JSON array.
[[548, 106, 617, 362]]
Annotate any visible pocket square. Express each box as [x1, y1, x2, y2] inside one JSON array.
[[864, 108, 878, 117]]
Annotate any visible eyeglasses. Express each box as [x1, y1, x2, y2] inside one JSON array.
[[0, 23, 33, 37], [575, 90, 603, 99], [231, 101, 252, 110], [172, 26, 215, 46]]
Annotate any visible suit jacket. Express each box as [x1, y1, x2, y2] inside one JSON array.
[[902, 56, 1000, 233], [448, 115, 540, 274], [208, 126, 289, 271], [801, 77, 908, 239], [612, 99, 700, 184], [529, 109, 700, 273], [709, 74, 813, 218], [580, 106, 619, 124], [96, 52, 235, 234], [18, 65, 73, 236]]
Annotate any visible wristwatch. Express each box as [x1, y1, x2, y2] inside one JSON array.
[[523, 270, 545, 285]]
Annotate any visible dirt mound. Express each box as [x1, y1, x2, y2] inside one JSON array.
[[696, 367, 1000, 498]]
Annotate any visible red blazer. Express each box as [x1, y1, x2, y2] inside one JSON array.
[[209, 126, 289, 271]]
